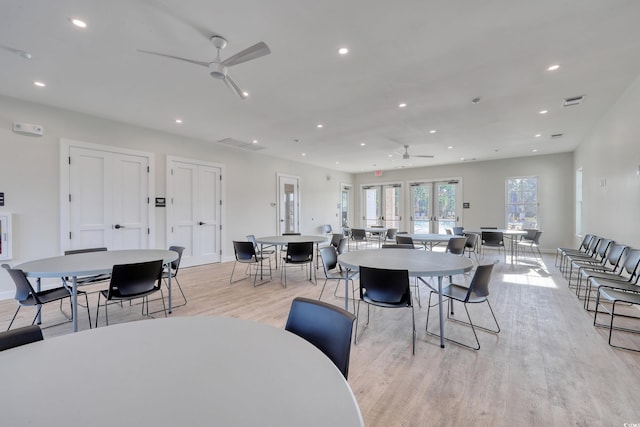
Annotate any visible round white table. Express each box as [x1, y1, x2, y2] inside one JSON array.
[[405, 233, 454, 250], [0, 317, 364, 427], [338, 249, 473, 348], [255, 235, 327, 270], [16, 249, 179, 331]]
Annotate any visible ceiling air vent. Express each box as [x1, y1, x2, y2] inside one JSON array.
[[217, 138, 266, 152], [550, 133, 564, 139], [563, 95, 585, 107]]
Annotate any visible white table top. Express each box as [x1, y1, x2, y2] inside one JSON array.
[[16, 249, 178, 278], [0, 317, 364, 427], [405, 233, 455, 243], [467, 229, 527, 236], [256, 235, 328, 245], [338, 249, 473, 277]]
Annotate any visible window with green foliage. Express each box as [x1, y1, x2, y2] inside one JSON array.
[[506, 176, 538, 230]]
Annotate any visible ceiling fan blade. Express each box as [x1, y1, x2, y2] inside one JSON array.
[[137, 49, 209, 67], [414, 155, 435, 158], [221, 42, 271, 67], [0, 44, 32, 59], [224, 75, 247, 99]]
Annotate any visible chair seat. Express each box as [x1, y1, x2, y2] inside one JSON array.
[[362, 291, 411, 308], [100, 287, 160, 301], [598, 288, 640, 309], [19, 287, 72, 306], [440, 284, 487, 304]]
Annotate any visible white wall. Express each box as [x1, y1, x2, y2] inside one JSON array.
[[0, 95, 352, 295], [353, 152, 575, 253], [574, 75, 640, 247]]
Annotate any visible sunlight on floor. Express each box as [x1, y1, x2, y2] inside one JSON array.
[[501, 262, 560, 288]]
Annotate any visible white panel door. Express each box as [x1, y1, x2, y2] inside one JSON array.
[[169, 159, 221, 266], [69, 147, 149, 250]]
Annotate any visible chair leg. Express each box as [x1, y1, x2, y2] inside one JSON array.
[[7, 305, 22, 330]]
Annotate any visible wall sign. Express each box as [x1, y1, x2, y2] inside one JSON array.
[[463, 202, 470, 208], [155, 197, 166, 207]]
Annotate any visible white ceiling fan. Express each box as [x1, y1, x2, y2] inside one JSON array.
[[399, 145, 434, 159], [138, 35, 270, 99]]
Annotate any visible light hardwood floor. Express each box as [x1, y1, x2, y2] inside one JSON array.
[[2, 251, 639, 426]]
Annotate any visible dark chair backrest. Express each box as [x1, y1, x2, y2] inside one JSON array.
[[337, 237, 348, 255], [382, 244, 415, 249], [285, 297, 356, 379], [330, 233, 343, 248], [2, 264, 37, 303], [168, 245, 185, 272], [522, 229, 538, 241], [286, 242, 314, 263], [480, 227, 498, 229], [283, 232, 301, 236], [482, 231, 504, 245], [532, 231, 543, 245], [580, 234, 595, 251], [0, 325, 43, 351], [465, 233, 478, 249], [386, 228, 398, 240], [64, 247, 108, 255], [233, 241, 257, 261], [621, 249, 640, 278], [594, 239, 614, 260], [452, 226, 464, 236], [446, 236, 467, 255], [395, 235, 415, 248], [246, 234, 259, 248], [466, 264, 495, 299], [107, 260, 163, 299], [359, 266, 411, 304], [351, 229, 366, 240], [445, 228, 453, 235], [604, 244, 627, 269], [320, 246, 338, 273]]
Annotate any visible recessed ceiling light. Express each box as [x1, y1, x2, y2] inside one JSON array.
[[539, 110, 548, 114], [175, 119, 183, 124], [398, 103, 407, 108], [301, 153, 306, 156], [461, 157, 465, 161], [316, 124, 323, 128], [430, 130, 437, 134], [535, 134, 541, 138], [70, 18, 87, 28], [547, 64, 560, 71], [360, 142, 366, 146], [447, 146, 453, 149], [338, 47, 349, 55], [33, 81, 46, 87], [532, 149, 538, 152], [388, 154, 393, 158], [252, 139, 258, 144], [335, 161, 340, 165], [242, 91, 249, 97]]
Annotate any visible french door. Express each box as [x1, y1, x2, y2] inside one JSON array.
[[362, 183, 402, 229], [340, 184, 352, 229], [410, 180, 461, 233], [65, 144, 151, 251]]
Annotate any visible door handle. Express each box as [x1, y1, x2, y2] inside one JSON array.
[[280, 219, 284, 222], [198, 221, 205, 225], [114, 224, 124, 229]]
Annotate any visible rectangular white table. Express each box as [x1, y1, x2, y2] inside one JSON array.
[[15, 249, 178, 332]]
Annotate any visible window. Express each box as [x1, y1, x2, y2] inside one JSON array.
[[575, 168, 583, 236], [506, 177, 538, 230]]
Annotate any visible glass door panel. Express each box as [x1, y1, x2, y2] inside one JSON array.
[[363, 186, 381, 226], [436, 182, 458, 233], [410, 183, 432, 233], [341, 185, 351, 229], [382, 185, 402, 230]]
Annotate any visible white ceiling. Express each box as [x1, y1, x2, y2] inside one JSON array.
[[2, 0, 640, 173]]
